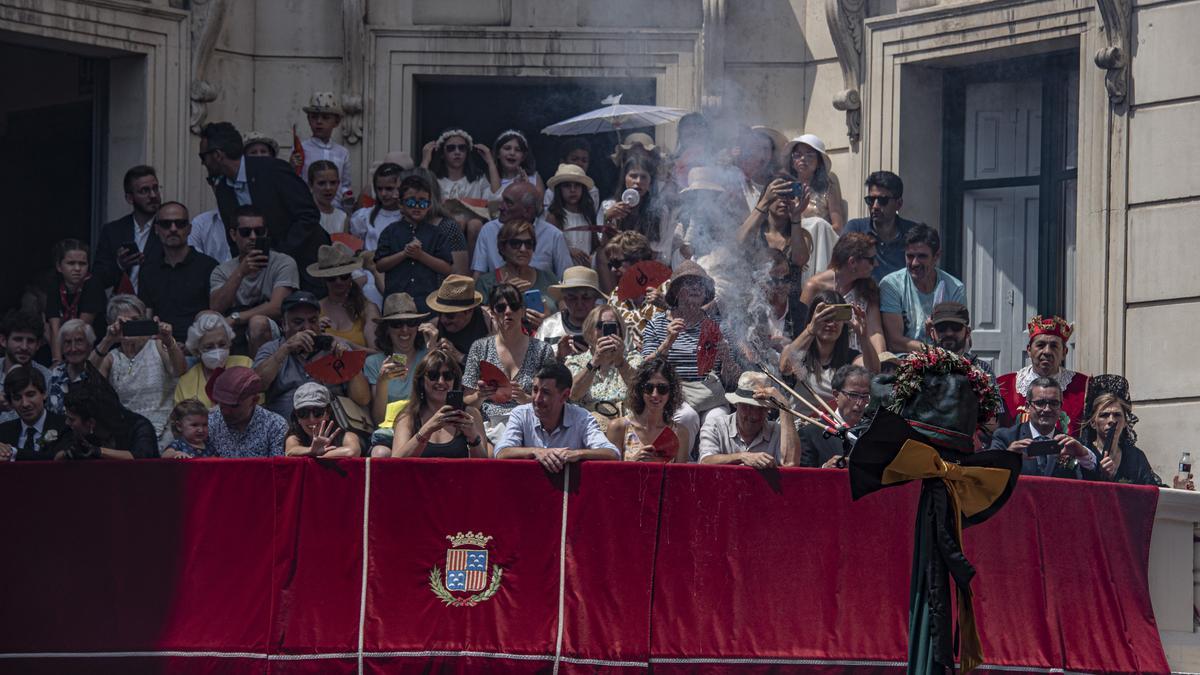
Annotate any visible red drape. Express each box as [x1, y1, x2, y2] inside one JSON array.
[[0, 460, 1167, 674]]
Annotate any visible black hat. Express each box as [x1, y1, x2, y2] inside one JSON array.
[[1082, 373, 1138, 443], [281, 290, 321, 314], [930, 301, 970, 326]]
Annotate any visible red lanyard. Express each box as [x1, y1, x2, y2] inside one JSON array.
[[59, 278, 87, 320]]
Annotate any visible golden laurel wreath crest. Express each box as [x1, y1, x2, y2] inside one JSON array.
[[428, 565, 503, 608]]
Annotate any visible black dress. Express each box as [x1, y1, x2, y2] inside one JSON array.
[[1084, 440, 1162, 486], [423, 434, 470, 459]]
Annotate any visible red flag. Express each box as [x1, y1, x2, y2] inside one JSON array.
[[615, 261, 672, 301], [478, 361, 513, 403], [305, 350, 368, 385], [289, 125, 305, 176], [649, 427, 679, 462], [696, 319, 722, 376]]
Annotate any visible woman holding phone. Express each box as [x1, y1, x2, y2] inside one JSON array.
[[383, 349, 488, 458], [362, 293, 429, 428], [566, 305, 641, 421], [800, 232, 886, 354], [781, 289, 880, 405]]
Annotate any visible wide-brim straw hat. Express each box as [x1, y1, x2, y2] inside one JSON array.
[[547, 266, 604, 302], [443, 198, 491, 221], [546, 163, 596, 191], [665, 260, 716, 307], [380, 293, 431, 321], [426, 274, 484, 313], [303, 91, 344, 116], [784, 133, 831, 169], [725, 372, 773, 408], [679, 166, 728, 193], [306, 242, 363, 278]]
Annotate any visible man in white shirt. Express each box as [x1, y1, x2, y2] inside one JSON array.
[[698, 372, 800, 468], [472, 182, 573, 279], [189, 209, 232, 263]]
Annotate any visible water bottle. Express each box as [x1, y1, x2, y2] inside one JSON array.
[[1176, 451, 1192, 489]]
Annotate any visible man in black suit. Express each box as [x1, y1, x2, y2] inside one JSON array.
[[988, 376, 1095, 478], [198, 122, 329, 295], [798, 364, 871, 467], [0, 366, 67, 461], [93, 165, 163, 293]]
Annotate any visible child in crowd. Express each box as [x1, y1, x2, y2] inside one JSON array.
[[349, 162, 405, 252], [545, 163, 600, 267], [46, 239, 106, 363], [299, 91, 352, 208], [375, 174, 463, 313], [161, 399, 213, 458], [490, 129, 543, 202], [284, 383, 361, 457], [309, 160, 348, 236]]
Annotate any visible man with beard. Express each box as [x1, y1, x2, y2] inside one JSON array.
[[94, 165, 163, 293], [997, 315, 1090, 436], [925, 302, 992, 376], [470, 181, 572, 279], [844, 171, 917, 281], [138, 202, 218, 343], [880, 224, 966, 353]]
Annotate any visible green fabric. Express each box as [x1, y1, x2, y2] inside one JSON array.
[[908, 488, 937, 674]]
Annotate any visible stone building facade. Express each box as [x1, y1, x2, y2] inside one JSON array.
[[1, 0, 1198, 656]]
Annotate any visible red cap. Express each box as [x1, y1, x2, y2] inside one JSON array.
[[207, 366, 263, 406]]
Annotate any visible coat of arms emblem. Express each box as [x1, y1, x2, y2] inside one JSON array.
[[429, 531, 503, 607]]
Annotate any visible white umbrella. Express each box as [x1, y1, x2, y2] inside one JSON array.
[[541, 95, 690, 137]]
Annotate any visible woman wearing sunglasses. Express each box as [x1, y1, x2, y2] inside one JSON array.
[[462, 283, 557, 433], [604, 358, 689, 462], [284, 383, 362, 457], [375, 173, 466, 314], [363, 293, 429, 430], [383, 349, 489, 458], [473, 219, 557, 320]]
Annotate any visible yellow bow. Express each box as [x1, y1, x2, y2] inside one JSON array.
[[881, 439, 1014, 673]]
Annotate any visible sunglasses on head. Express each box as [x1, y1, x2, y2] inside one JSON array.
[[237, 227, 266, 238], [505, 238, 535, 250], [155, 218, 189, 231], [641, 383, 671, 395], [443, 143, 469, 153], [424, 370, 456, 383], [295, 407, 326, 419], [864, 195, 894, 206], [403, 197, 431, 209], [491, 301, 521, 314]]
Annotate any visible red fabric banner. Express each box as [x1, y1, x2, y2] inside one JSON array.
[[0, 460, 1167, 674]]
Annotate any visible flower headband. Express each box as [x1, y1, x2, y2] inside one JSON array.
[[496, 129, 529, 147], [436, 128, 474, 149]]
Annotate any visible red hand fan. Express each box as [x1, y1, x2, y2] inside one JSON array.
[[696, 319, 722, 376], [304, 350, 368, 385], [649, 427, 679, 462], [615, 261, 672, 302], [478, 361, 513, 404]]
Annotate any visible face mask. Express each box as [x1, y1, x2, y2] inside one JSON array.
[[200, 348, 229, 370]]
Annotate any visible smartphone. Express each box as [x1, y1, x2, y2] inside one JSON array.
[[523, 289, 544, 314], [601, 322, 620, 337], [446, 390, 465, 411], [790, 181, 806, 199], [312, 334, 334, 352], [118, 241, 138, 256], [122, 319, 158, 337], [1026, 439, 1061, 457], [254, 237, 271, 253], [828, 304, 854, 322]]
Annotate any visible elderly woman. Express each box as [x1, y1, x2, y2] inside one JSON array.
[[566, 305, 641, 420], [175, 310, 255, 409], [784, 134, 846, 234], [1080, 375, 1162, 486], [380, 349, 489, 459], [91, 294, 185, 439], [605, 357, 689, 463], [474, 219, 557, 313], [46, 318, 97, 416], [781, 289, 880, 405]]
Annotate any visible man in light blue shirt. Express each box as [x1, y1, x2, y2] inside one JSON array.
[[495, 363, 619, 472], [879, 223, 965, 353]]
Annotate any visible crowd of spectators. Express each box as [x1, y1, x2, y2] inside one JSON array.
[[0, 91, 1177, 489]]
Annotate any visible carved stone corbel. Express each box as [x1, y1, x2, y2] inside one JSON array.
[[189, 0, 229, 135], [701, 0, 727, 109], [825, 0, 865, 143], [341, 0, 366, 145], [1094, 0, 1131, 105]]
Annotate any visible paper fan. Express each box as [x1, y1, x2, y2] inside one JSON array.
[[304, 350, 368, 385], [649, 427, 679, 462], [696, 319, 722, 376], [615, 261, 672, 301], [478, 361, 513, 404]]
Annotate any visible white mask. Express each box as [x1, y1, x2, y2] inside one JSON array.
[[200, 347, 229, 370]]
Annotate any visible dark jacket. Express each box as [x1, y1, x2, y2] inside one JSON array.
[[1081, 438, 1162, 486], [93, 214, 163, 291], [799, 422, 846, 467], [988, 422, 1083, 479], [0, 412, 69, 461], [210, 156, 329, 294]]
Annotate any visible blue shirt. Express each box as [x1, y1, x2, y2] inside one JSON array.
[[494, 403, 619, 458], [224, 157, 251, 206], [207, 406, 287, 458], [879, 267, 966, 346], [844, 215, 918, 281]]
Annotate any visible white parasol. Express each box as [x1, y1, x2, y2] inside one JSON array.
[[541, 95, 690, 137]]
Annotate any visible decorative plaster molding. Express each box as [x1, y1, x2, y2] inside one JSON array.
[[188, 0, 228, 135], [1094, 0, 1130, 105], [701, 0, 726, 109], [825, 0, 865, 142], [341, 0, 366, 145]]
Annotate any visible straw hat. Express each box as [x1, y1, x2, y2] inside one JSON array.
[[426, 274, 484, 313], [725, 372, 773, 408], [784, 133, 831, 168], [242, 131, 280, 156], [547, 266, 604, 302], [679, 166, 727, 193], [610, 132, 659, 165], [665, 260, 716, 307], [380, 293, 431, 321], [443, 197, 490, 221], [750, 125, 788, 157], [303, 91, 343, 116], [306, 242, 363, 278], [546, 163, 596, 191]]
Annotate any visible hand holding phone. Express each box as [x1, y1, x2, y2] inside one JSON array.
[[446, 390, 465, 410], [121, 319, 159, 338], [1026, 438, 1061, 457], [523, 289, 544, 314]]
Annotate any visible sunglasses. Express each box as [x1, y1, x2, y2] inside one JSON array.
[[443, 143, 469, 153], [155, 218, 189, 231], [491, 302, 521, 314], [864, 195, 894, 206], [237, 227, 266, 238], [607, 258, 630, 270], [295, 407, 326, 419], [641, 383, 671, 396], [197, 149, 217, 162], [387, 318, 423, 328], [331, 273, 353, 281], [505, 238, 535, 250], [424, 370, 456, 383], [403, 198, 431, 209]]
